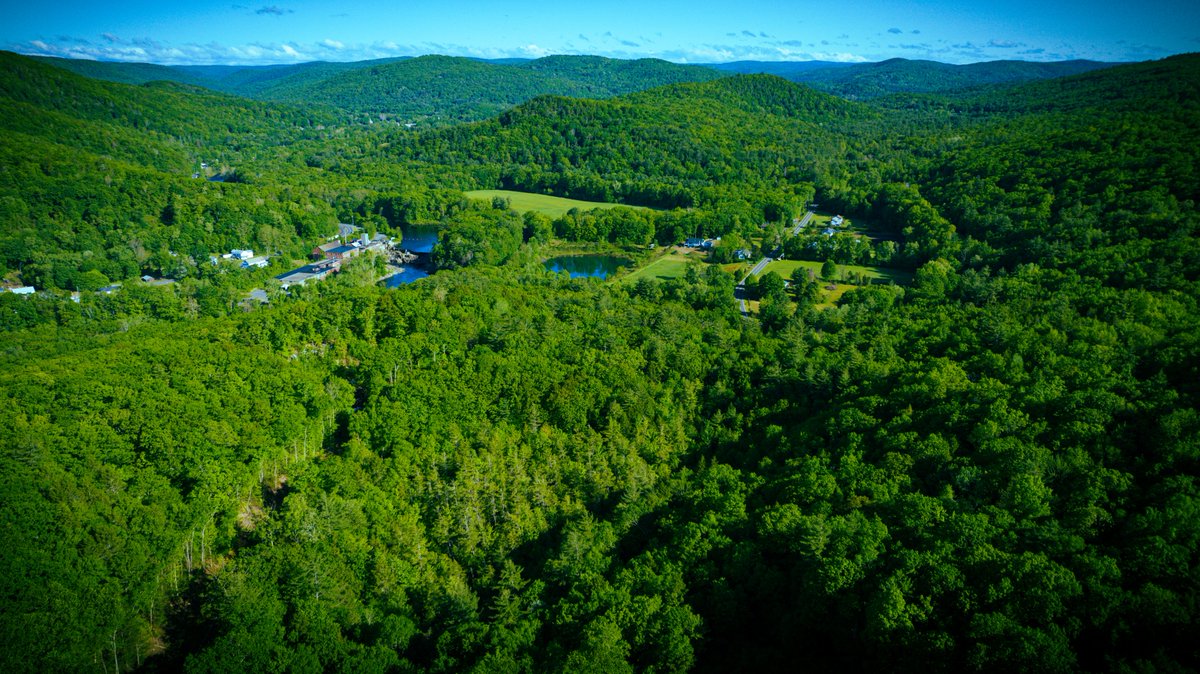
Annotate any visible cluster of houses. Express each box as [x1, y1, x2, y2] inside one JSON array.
[[684, 236, 753, 260], [821, 215, 846, 237], [4, 224, 398, 303], [275, 229, 395, 288]]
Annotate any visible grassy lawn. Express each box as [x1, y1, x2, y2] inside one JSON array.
[[619, 252, 697, 283], [798, 213, 843, 231], [466, 189, 650, 218], [818, 283, 856, 308], [760, 259, 913, 285], [748, 258, 911, 310]]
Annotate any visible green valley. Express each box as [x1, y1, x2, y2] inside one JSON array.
[[1, 47, 1198, 674]]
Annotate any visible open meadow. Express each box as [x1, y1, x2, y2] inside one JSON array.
[[466, 189, 652, 218], [761, 259, 913, 285], [618, 248, 706, 283]]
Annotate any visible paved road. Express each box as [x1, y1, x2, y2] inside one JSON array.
[[735, 210, 814, 316], [741, 255, 773, 283], [790, 210, 814, 236]]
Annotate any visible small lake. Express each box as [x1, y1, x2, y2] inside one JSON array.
[[543, 255, 631, 279], [383, 224, 440, 286], [398, 224, 440, 254], [384, 267, 429, 287]]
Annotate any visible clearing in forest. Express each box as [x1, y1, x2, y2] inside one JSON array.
[[753, 259, 913, 309], [761, 259, 913, 285], [466, 189, 651, 218], [620, 251, 698, 283]]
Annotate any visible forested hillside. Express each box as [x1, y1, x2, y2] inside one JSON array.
[[386, 74, 955, 263], [1, 51, 1198, 673], [704, 59, 856, 78], [781, 57, 1117, 99], [390, 74, 872, 204], [0, 52, 351, 295], [41, 53, 1115, 106], [28, 55, 221, 88], [29, 53, 726, 124], [248, 55, 723, 123]]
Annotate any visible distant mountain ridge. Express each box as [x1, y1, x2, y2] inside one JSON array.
[[29, 53, 726, 123], [29, 52, 1120, 117], [954, 52, 1200, 114], [253, 54, 729, 122], [717, 57, 1119, 99], [702, 60, 858, 78], [1, 51, 326, 173]]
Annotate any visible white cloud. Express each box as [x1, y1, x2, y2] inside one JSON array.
[[518, 43, 551, 57], [661, 43, 869, 63], [9, 35, 876, 66]]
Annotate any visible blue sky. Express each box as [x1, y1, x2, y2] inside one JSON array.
[[5, 0, 1198, 65]]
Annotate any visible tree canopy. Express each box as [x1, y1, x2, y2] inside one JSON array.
[[1, 50, 1198, 673]]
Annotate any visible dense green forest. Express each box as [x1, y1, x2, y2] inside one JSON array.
[[38, 52, 1119, 111], [735, 57, 1118, 99], [260, 55, 726, 123], [33, 53, 726, 124], [1, 49, 1198, 673]]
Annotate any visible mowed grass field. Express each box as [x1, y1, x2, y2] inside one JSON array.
[[760, 259, 913, 285], [619, 252, 695, 283], [466, 190, 651, 218]]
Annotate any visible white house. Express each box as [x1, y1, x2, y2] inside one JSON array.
[[231, 249, 255, 260]]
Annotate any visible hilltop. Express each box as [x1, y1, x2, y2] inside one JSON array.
[[709, 57, 1117, 99], [30, 51, 1124, 117], [388, 74, 873, 213], [31, 53, 726, 123], [0, 51, 328, 172]]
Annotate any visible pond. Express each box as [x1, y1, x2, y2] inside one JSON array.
[[384, 224, 440, 286], [398, 224, 440, 254], [384, 267, 429, 287], [543, 255, 631, 279]]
